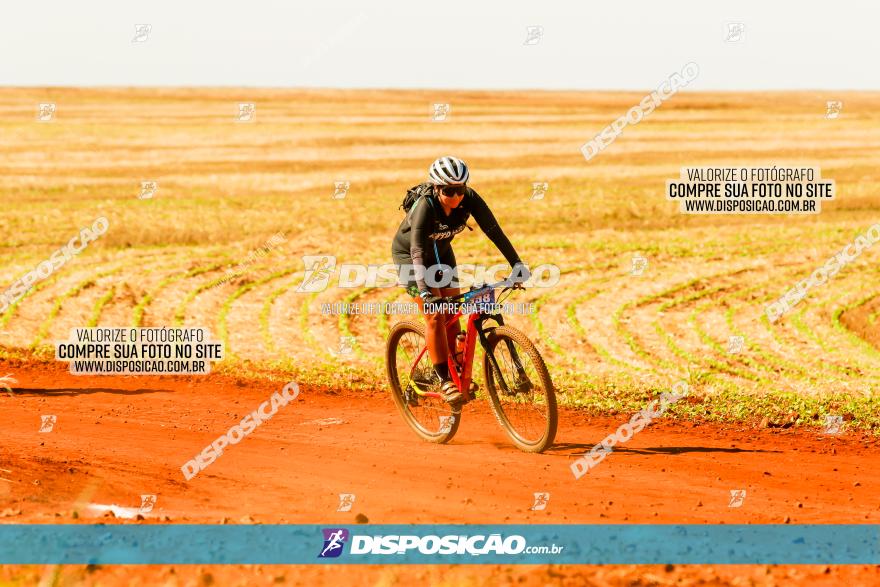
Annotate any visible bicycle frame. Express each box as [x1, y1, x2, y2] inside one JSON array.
[[407, 282, 512, 403]]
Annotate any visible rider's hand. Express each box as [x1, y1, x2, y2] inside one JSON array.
[[509, 261, 531, 284], [419, 289, 443, 307]]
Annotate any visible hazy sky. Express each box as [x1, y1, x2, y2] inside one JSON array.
[[2, 1, 877, 90]]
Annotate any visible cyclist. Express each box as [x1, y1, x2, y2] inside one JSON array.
[[391, 155, 530, 404]]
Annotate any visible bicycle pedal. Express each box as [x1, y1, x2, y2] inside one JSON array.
[[443, 392, 465, 406], [404, 385, 420, 407]]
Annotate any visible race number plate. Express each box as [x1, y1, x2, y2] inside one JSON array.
[[468, 288, 495, 312]]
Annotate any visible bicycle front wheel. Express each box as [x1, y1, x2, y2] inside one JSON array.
[[386, 320, 461, 444], [482, 325, 557, 453]]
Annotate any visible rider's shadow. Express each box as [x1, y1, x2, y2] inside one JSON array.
[[544, 442, 780, 456]]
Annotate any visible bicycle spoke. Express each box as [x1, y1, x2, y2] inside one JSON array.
[[490, 334, 551, 444], [392, 326, 454, 435]]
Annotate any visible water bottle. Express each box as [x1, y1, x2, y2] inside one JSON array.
[[454, 332, 466, 368]]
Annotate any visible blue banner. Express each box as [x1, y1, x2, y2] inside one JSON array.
[[0, 524, 875, 564]]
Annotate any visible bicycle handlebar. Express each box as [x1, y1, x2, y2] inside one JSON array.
[[437, 278, 526, 304]]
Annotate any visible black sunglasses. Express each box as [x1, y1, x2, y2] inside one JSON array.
[[439, 185, 467, 197]]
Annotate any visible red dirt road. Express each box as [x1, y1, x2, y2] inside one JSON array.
[[1, 359, 878, 585]]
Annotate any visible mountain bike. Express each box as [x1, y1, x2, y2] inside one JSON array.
[[385, 279, 557, 453]]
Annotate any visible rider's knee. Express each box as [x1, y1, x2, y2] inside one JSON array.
[[423, 311, 443, 329]]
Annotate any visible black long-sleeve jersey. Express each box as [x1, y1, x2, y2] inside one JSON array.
[[391, 183, 520, 292]]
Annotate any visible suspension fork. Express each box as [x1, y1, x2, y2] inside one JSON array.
[[477, 313, 528, 387], [475, 314, 511, 392]]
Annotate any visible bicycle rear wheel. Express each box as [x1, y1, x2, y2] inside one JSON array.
[[482, 325, 557, 453], [386, 320, 461, 443]]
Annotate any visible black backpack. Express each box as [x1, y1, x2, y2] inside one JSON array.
[[400, 182, 434, 213], [399, 182, 475, 234]]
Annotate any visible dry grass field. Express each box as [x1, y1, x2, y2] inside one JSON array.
[[2, 87, 880, 428]]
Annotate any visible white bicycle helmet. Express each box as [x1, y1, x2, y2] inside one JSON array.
[[428, 156, 469, 185]]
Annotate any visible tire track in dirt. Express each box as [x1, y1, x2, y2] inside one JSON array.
[[133, 255, 231, 327], [839, 289, 880, 354], [91, 250, 192, 328], [216, 264, 300, 361], [2, 251, 174, 350]]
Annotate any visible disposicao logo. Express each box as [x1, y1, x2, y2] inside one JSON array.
[[318, 528, 350, 558], [317, 529, 563, 558]]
